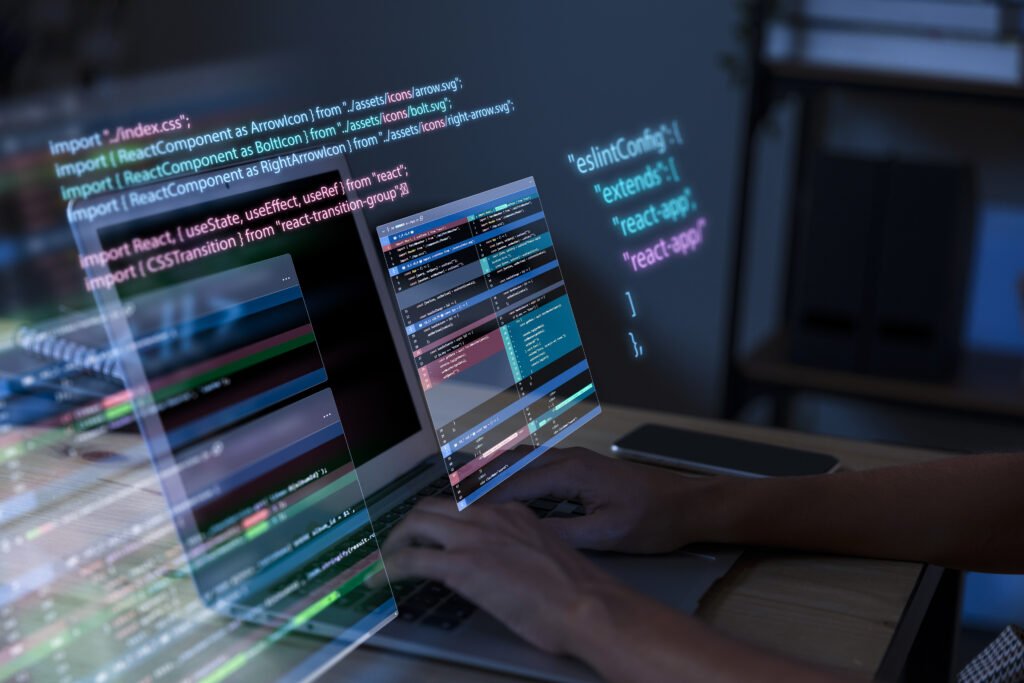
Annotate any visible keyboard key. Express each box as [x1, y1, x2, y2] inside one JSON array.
[[422, 614, 460, 630], [527, 498, 558, 512], [398, 607, 421, 621], [400, 591, 448, 617], [379, 511, 402, 526], [420, 581, 449, 597], [402, 591, 444, 612], [433, 596, 476, 621], [391, 580, 420, 599]]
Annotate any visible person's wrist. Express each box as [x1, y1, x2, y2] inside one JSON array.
[[561, 577, 695, 682], [682, 474, 751, 546], [560, 577, 632, 663]]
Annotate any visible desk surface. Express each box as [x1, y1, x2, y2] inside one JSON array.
[[8, 403, 946, 681], [340, 403, 951, 681]]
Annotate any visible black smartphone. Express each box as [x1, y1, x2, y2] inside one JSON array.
[[611, 424, 840, 477]]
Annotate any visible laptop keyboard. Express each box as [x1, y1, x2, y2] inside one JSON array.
[[366, 475, 585, 630]]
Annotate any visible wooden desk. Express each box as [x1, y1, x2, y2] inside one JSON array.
[[5, 404, 949, 681], [341, 403, 952, 681]]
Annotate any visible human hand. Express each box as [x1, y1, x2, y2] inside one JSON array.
[[369, 497, 622, 655], [371, 493, 844, 683], [489, 447, 719, 553]]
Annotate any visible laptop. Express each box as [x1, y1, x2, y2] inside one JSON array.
[[69, 156, 738, 683]]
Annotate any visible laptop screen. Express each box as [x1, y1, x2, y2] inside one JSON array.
[[83, 169, 422, 680], [96, 171, 421, 468], [375, 178, 601, 509]]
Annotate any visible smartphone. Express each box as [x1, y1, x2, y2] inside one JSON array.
[[611, 424, 840, 478]]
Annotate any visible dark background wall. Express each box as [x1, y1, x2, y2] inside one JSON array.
[[2, 0, 745, 417], [6, 0, 1023, 452]]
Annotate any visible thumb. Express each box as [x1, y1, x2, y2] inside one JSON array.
[[489, 450, 581, 503]]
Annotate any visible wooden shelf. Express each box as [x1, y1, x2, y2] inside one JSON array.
[[739, 335, 1024, 420], [763, 61, 1024, 103], [724, 6, 1024, 424]]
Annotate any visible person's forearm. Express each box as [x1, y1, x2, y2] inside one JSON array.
[[566, 581, 848, 683], [693, 453, 1024, 572]]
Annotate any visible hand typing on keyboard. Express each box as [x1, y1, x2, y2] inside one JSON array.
[[490, 447, 718, 554], [369, 496, 623, 656], [368, 446, 1024, 683], [368, 449, 866, 683]]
